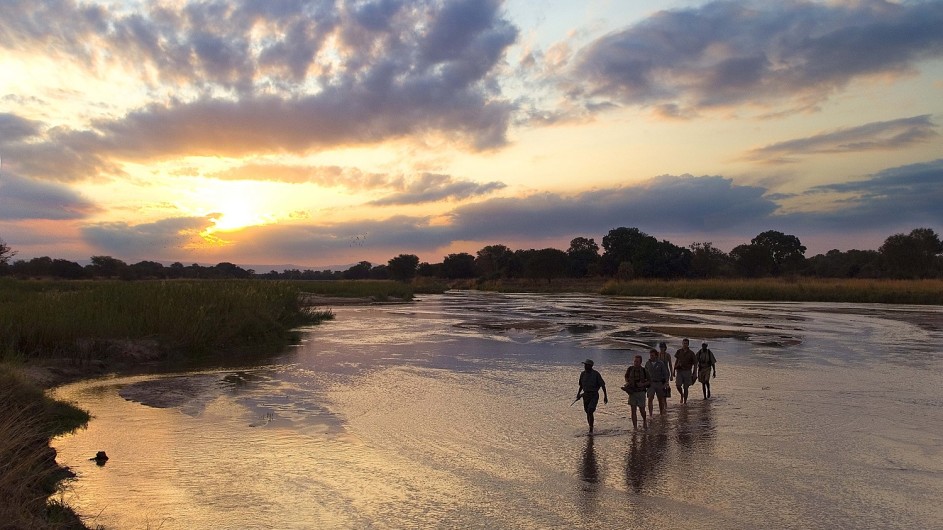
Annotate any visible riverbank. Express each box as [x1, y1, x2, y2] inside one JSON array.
[[0, 278, 396, 528], [468, 277, 943, 305]]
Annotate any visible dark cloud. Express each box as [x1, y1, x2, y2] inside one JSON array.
[[368, 172, 506, 205], [572, 0, 943, 113], [745, 115, 938, 163], [448, 174, 777, 238], [0, 172, 100, 220], [787, 158, 943, 230], [81, 216, 215, 256], [1, 1, 518, 181], [0, 113, 42, 142]]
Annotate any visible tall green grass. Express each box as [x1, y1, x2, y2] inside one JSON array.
[[0, 279, 334, 362], [600, 278, 943, 305], [0, 367, 89, 529]]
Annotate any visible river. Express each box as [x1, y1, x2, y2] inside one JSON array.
[[52, 291, 943, 529]]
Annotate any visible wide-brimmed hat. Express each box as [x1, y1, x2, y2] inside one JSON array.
[[582, 359, 594, 366]]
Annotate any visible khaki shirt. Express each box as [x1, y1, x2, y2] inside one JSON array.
[[675, 347, 696, 371]]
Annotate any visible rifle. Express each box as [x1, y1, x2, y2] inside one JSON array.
[[570, 393, 583, 406]]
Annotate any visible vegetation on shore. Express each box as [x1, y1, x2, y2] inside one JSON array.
[[0, 278, 357, 528], [0, 367, 90, 529], [0, 279, 336, 366], [598, 278, 943, 305]]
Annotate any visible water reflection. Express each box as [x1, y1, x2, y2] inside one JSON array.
[[625, 427, 670, 495], [578, 436, 600, 515]]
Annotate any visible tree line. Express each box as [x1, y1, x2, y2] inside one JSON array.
[[1, 227, 940, 282]]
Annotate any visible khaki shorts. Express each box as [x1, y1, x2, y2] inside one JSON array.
[[629, 391, 646, 408], [676, 369, 693, 388], [647, 382, 667, 398]]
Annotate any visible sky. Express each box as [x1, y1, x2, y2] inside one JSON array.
[[0, 0, 941, 269]]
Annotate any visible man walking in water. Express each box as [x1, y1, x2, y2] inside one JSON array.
[[624, 354, 651, 429], [645, 348, 670, 416], [576, 359, 608, 433], [674, 339, 697, 404], [697, 342, 717, 399]]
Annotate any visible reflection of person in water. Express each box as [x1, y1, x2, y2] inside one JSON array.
[[576, 359, 608, 433], [578, 436, 600, 514], [625, 427, 669, 494]]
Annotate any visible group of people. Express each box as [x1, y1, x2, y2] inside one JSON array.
[[575, 338, 717, 432]]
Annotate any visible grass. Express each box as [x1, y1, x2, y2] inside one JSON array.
[[0, 279, 335, 363], [0, 367, 89, 529], [599, 278, 943, 305], [462, 276, 943, 304]]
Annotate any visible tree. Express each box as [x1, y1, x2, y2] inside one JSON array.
[[442, 253, 477, 279], [0, 237, 16, 267], [689, 242, 729, 278], [601, 227, 658, 276], [750, 230, 806, 274], [88, 255, 129, 278], [519, 248, 569, 283], [343, 261, 373, 280], [880, 228, 943, 278], [475, 244, 513, 279], [566, 237, 599, 277], [730, 244, 774, 277], [388, 254, 420, 282]]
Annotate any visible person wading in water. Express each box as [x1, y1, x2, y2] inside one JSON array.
[[674, 339, 696, 404], [696, 342, 717, 399], [576, 359, 608, 433]]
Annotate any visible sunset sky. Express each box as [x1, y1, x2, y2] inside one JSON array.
[[1, 0, 941, 269]]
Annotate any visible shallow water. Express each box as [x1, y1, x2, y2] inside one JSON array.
[[52, 292, 943, 529]]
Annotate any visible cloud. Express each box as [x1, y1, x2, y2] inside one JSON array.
[[71, 167, 943, 263], [368, 172, 506, 205], [447, 174, 777, 238], [789, 158, 943, 230], [744, 115, 938, 163], [0, 172, 100, 220], [0, 113, 42, 143], [210, 163, 399, 188], [1, 0, 519, 181], [81, 216, 216, 256], [571, 0, 943, 114]]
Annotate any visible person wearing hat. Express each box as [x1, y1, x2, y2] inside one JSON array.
[[696, 342, 717, 399], [576, 359, 608, 433]]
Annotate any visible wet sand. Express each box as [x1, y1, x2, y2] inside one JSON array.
[[52, 292, 943, 529]]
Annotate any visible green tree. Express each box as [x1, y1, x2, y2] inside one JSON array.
[[601, 227, 658, 276], [520, 248, 569, 283], [88, 255, 129, 278], [566, 237, 599, 277], [730, 244, 774, 277], [879, 228, 943, 278], [0, 237, 15, 267], [751, 230, 806, 274], [387, 254, 419, 282], [343, 261, 372, 280], [689, 242, 729, 278], [475, 244, 514, 279], [442, 253, 477, 279]]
